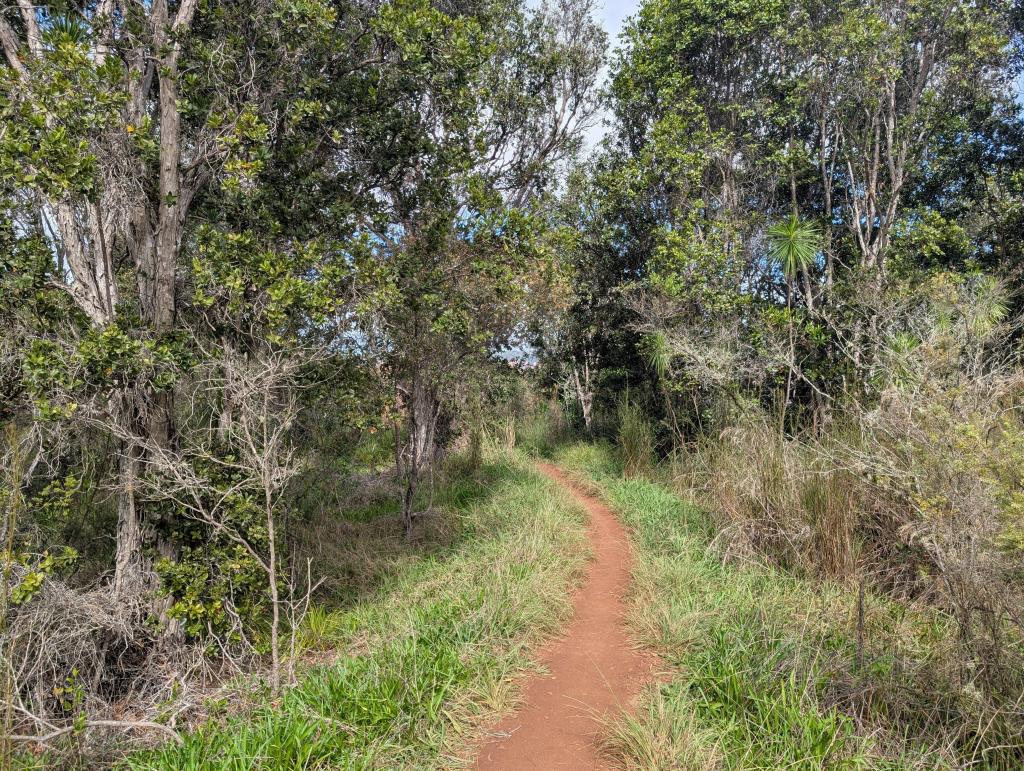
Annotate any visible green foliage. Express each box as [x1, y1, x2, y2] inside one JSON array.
[[26, 476, 79, 534], [558, 442, 1024, 767], [516, 401, 571, 458], [19, 325, 191, 425], [156, 542, 266, 643], [542, 0, 1023, 452], [149, 429, 299, 643], [642, 332, 671, 380], [766, 215, 821, 282], [4, 0, 1024, 765], [0, 32, 124, 199], [8, 547, 79, 606], [192, 227, 348, 340]]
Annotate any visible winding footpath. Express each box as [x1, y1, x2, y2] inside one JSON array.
[[472, 463, 655, 770]]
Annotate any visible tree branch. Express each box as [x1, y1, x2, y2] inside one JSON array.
[[9, 719, 183, 746], [14, 0, 40, 56]]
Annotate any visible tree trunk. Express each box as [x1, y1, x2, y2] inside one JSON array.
[[409, 376, 438, 467], [111, 19, 189, 627], [571, 361, 593, 433], [801, 270, 815, 314], [266, 489, 281, 695], [402, 374, 440, 537], [113, 439, 144, 599], [111, 392, 181, 636], [112, 394, 150, 600]]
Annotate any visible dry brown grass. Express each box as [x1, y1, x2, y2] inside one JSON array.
[[558, 440, 1024, 766]]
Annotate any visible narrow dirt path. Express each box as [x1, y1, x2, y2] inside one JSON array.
[[472, 462, 654, 770]]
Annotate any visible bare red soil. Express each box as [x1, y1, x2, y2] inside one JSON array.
[[472, 462, 655, 770]]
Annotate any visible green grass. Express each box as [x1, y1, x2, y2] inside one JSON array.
[[124, 448, 589, 770], [553, 442, 1007, 770]]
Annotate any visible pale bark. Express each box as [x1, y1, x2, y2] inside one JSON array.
[[0, 2, 204, 613], [571, 360, 594, 433], [401, 372, 441, 536], [113, 441, 144, 598]]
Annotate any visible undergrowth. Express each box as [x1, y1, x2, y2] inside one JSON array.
[[118, 448, 588, 770], [554, 442, 1023, 770]]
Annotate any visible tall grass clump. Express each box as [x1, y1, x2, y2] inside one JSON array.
[[669, 419, 860, 581], [558, 443, 879, 767], [617, 399, 653, 478], [671, 411, 1024, 759], [516, 397, 572, 457]]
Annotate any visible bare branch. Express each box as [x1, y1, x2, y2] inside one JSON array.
[[9, 719, 183, 745]]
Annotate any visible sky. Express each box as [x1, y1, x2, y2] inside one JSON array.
[[582, 0, 642, 152], [599, 0, 638, 41]]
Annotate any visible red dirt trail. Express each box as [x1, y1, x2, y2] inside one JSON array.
[[472, 462, 655, 771]]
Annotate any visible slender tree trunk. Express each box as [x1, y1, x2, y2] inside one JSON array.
[[113, 12, 190, 626], [113, 439, 144, 599], [782, 281, 794, 436], [801, 270, 815, 314], [820, 118, 835, 296], [409, 376, 438, 470], [571, 361, 594, 433], [112, 393, 180, 637], [856, 576, 866, 673], [402, 372, 439, 537], [402, 457, 417, 538], [266, 489, 281, 695], [392, 416, 403, 477], [1, 426, 27, 767], [112, 394, 152, 600], [217, 341, 236, 441]]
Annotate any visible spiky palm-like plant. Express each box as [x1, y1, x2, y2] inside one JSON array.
[[643, 331, 671, 379], [767, 215, 821, 432], [767, 215, 821, 289], [643, 331, 684, 447], [43, 16, 91, 47]]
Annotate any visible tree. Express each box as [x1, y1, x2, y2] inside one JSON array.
[[0, 1, 339, 612], [545, 0, 1022, 442], [0, 0, 478, 615], [356, 0, 604, 534]]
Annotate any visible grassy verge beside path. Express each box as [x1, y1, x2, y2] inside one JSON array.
[[552, 442, 1015, 770], [124, 449, 589, 771]]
